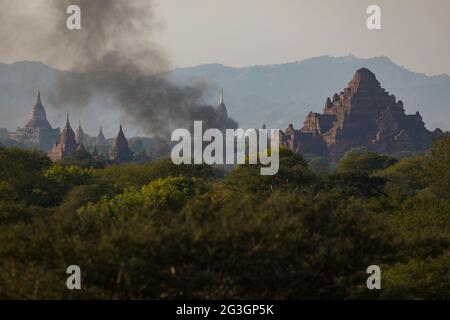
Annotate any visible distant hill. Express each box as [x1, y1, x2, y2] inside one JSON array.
[[168, 56, 450, 131], [1, 56, 449, 135]]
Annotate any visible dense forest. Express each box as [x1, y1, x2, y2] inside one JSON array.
[[0, 135, 449, 299]]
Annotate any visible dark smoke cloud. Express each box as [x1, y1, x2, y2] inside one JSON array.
[[51, 72, 231, 138], [5, 0, 237, 142], [48, 0, 167, 75]]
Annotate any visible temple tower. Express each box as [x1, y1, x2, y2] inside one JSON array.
[[48, 115, 78, 161], [76, 120, 88, 144], [10, 92, 60, 151], [108, 125, 133, 163], [26, 91, 52, 129], [217, 90, 229, 120], [96, 126, 106, 146], [280, 68, 441, 159], [215, 89, 238, 131]]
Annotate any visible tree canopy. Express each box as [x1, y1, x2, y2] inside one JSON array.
[[0, 137, 449, 299]]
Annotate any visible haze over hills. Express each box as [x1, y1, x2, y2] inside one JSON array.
[[0, 55, 449, 137], [169, 55, 450, 131]]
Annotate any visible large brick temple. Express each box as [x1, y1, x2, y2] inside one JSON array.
[[279, 68, 443, 159]]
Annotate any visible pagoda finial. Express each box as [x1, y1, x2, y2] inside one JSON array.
[[37, 91, 41, 104], [66, 114, 71, 128], [220, 90, 224, 105]]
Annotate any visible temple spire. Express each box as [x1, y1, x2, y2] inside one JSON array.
[[119, 124, 124, 136], [109, 125, 133, 163], [26, 91, 51, 129], [219, 90, 224, 105], [97, 125, 106, 146], [76, 120, 85, 144], [51, 113, 77, 160]]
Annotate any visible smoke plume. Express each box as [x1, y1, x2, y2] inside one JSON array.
[[1, 0, 237, 142]]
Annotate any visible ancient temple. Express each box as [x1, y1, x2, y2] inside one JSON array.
[[216, 90, 238, 131], [108, 125, 134, 163], [279, 68, 443, 159], [3, 91, 143, 164], [48, 115, 78, 161], [96, 126, 106, 146], [75, 121, 90, 145], [9, 92, 60, 151], [218, 90, 228, 121]]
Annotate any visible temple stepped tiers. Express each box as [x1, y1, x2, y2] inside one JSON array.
[[9, 92, 60, 151], [279, 68, 443, 159], [48, 115, 78, 161]]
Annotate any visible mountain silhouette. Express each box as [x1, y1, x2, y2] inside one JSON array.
[[1, 55, 449, 135]]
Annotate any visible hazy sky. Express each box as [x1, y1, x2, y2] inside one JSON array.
[[152, 0, 450, 75], [0, 0, 449, 75]]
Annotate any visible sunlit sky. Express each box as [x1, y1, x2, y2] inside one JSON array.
[[0, 0, 449, 75], [152, 0, 450, 75]]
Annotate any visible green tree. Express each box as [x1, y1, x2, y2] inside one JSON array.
[[58, 149, 105, 169], [80, 176, 208, 216], [309, 156, 333, 177], [337, 150, 397, 175], [424, 134, 450, 198], [380, 189, 450, 299], [0, 147, 52, 205], [323, 172, 388, 198], [224, 148, 317, 196], [42, 165, 94, 206], [95, 159, 221, 190]]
